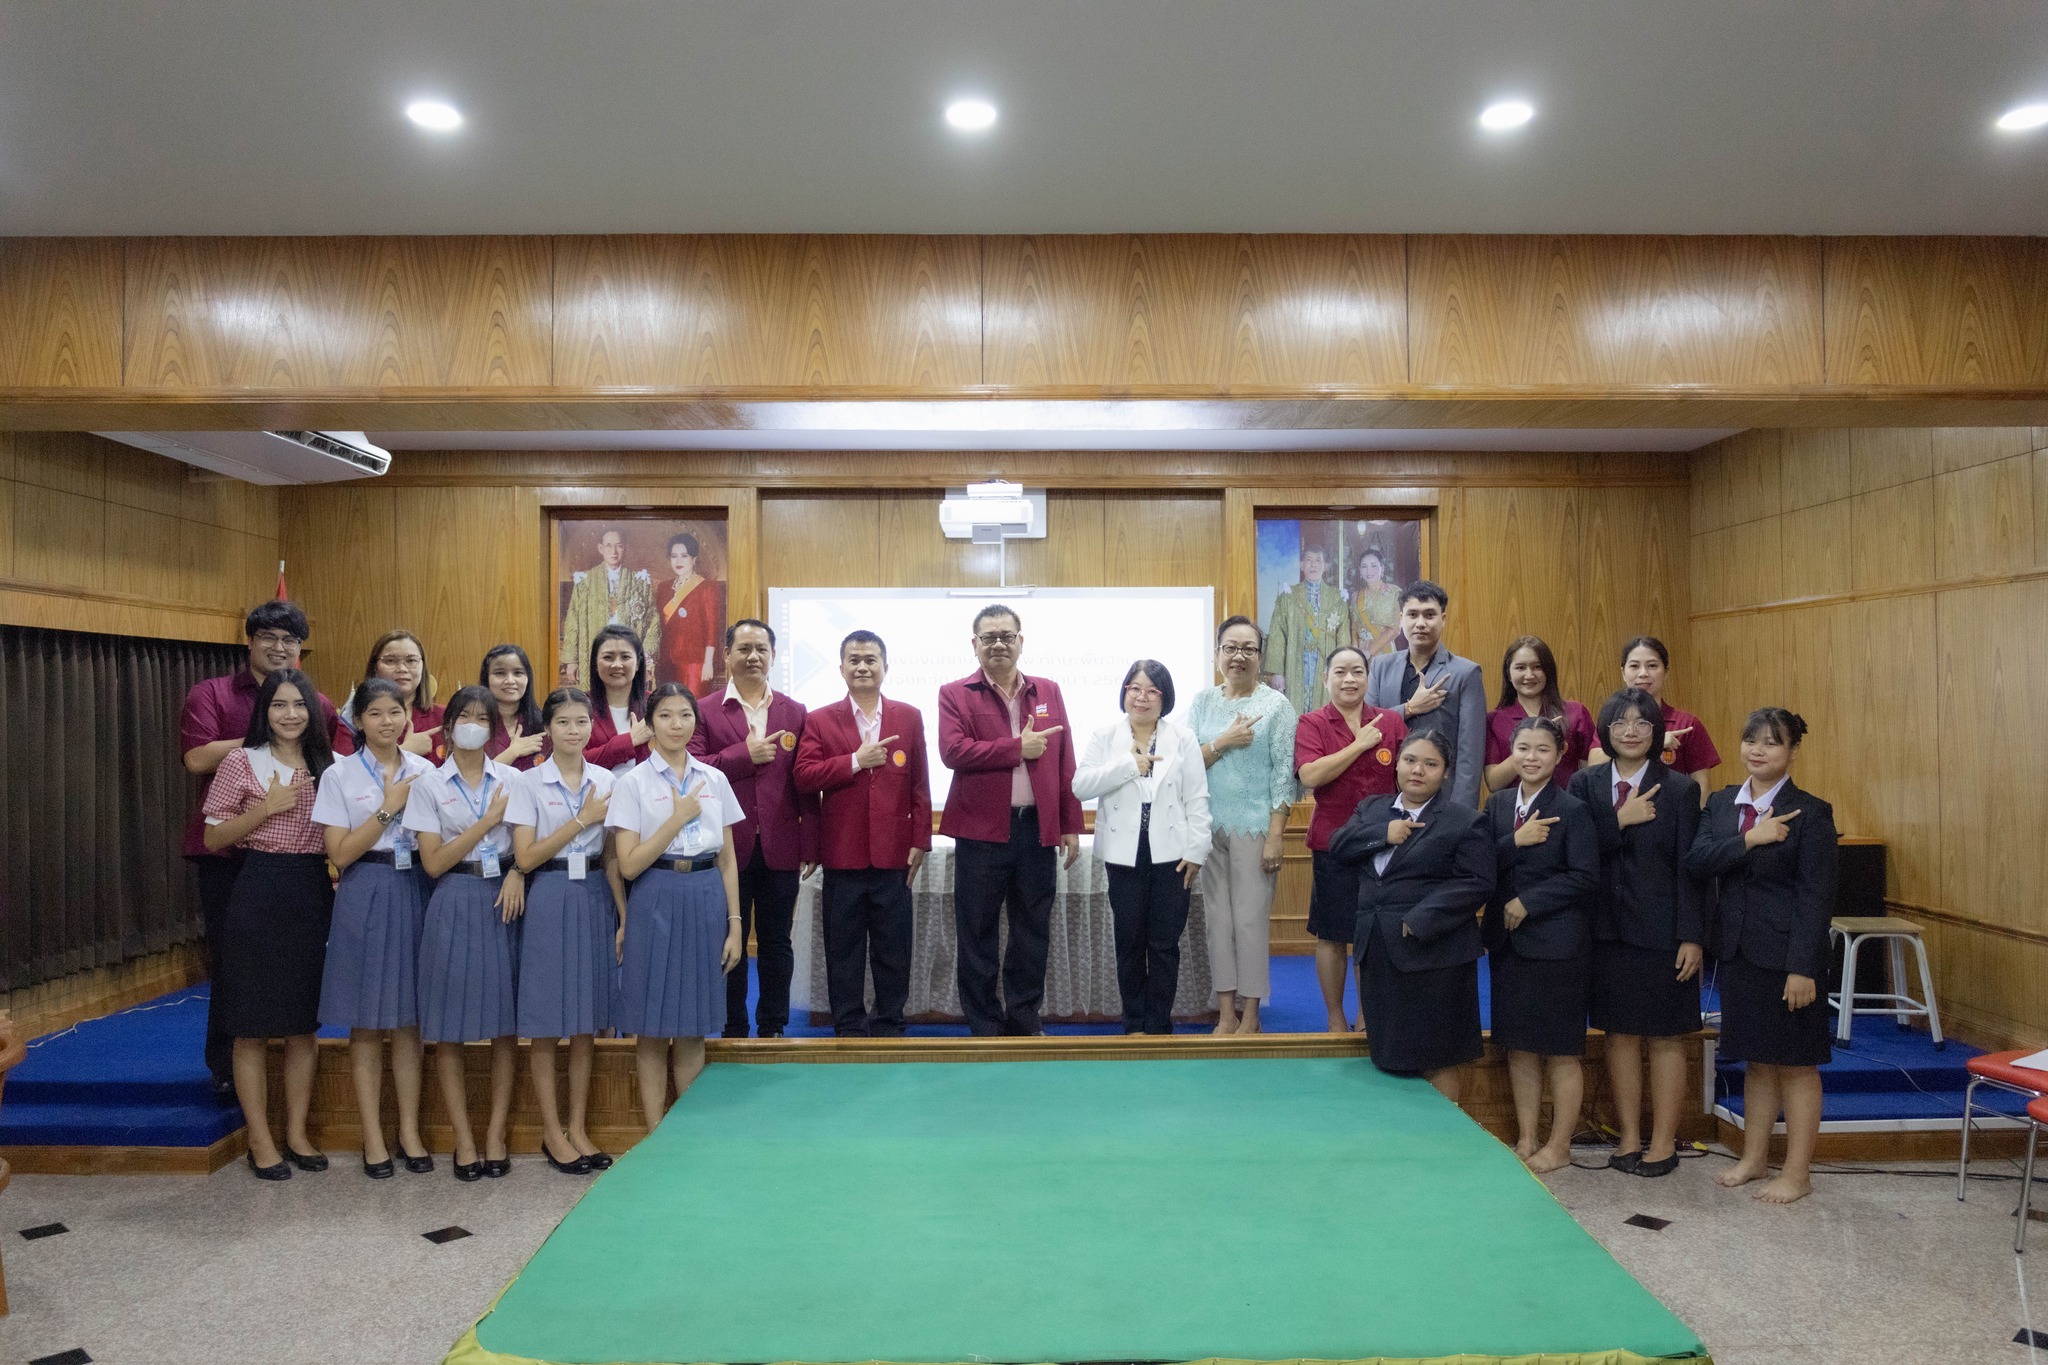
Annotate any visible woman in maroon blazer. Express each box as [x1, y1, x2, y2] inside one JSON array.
[[792, 630, 932, 1037]]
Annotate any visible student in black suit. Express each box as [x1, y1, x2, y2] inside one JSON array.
[[1569, 687, 1703, 1179], [1483, 715, 1599, 1172], [1330, 729, 1496, 1101], [1685, 707, 1837, 1205]]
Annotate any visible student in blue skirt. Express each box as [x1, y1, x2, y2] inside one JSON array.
[[406, 684, 524, 1182], [608, 683, 746, 1132], [313, 678, 437, 1178], [507, 687, 620, 1176]]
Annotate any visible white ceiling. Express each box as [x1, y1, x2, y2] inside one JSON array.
[[4, 1, 2046, 236]]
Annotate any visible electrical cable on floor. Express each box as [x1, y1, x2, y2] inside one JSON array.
[[24, 988, 209, 1049]]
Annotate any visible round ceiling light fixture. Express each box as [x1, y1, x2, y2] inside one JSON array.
[[944, 98, 999, 133], [1995, 103, 2048, 132], [405, 99, 464, 132], [1478, 99, 1536, 131]]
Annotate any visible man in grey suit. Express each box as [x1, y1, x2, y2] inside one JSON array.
[[1365, 581, 1487, 808]]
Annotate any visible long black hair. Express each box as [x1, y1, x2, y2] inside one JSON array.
[[587, 623, 649, 717], [1496, 635, 1566, 715], [479, 644, 543, 736], [244, 667, 334, 781]]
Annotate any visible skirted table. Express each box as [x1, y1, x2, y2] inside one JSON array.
[[791, 836, 1216, 1026]]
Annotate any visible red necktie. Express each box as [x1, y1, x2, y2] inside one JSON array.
[[1514, 806, 1530, 830], [1614, 780, 1631, 811], [1738, 804, 1756, 834]]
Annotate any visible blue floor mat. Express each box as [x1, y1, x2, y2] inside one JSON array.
[[1, 988, 242, 1148]]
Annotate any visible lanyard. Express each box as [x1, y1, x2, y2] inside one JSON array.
[[449, 768, 494, 824], [550, 775, 590, 821]]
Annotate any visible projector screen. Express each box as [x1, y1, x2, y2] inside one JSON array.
[[769, 587, 1215, 810]]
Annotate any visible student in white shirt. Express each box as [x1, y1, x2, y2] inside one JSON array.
[[405, 684, 524, 1182], [607, 683, 745, 1132], [507, 687, 620, 1176], [311, 678, 437, 1179], [1073, 661, 1209, 1034]]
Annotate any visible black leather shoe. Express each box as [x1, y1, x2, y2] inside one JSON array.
[[544, 1147, 593, 1175], [1636, 1153, 1682, 1178], [482, 1158, 512, 1179], [363, 1154, 395, 1179], [1607, 1150, 1642, 1174], [400, 1147, 435, 1175], [283, 1147, 328, 1173], [247, 1152, 291, 1181], [453, 1160, 484, 1183], [582, 1150, 614, 1171]]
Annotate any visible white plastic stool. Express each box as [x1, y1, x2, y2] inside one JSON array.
[[1827, 916, 1942, 1047]]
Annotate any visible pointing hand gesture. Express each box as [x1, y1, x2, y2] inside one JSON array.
[[1020, 717, 1062, 760], [1513, 814, 1560, 847], [1406, 678, 1449, 718], [258, 769, 299, 817], [1214, 711, 1258, 753], [1615, 783, 1661, 828], [856, 735, 898, 770], [747, 730, 788, 765], [1744, 805, 1801, 848], [1386, 817, 1426, 846]]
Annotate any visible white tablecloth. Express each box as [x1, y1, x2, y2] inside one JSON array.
[[792, 836, 1215, 1024]]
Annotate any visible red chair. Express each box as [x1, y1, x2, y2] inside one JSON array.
[[1958, 1051, 2048, 1203], [2022, 1095, 2048, 1254]]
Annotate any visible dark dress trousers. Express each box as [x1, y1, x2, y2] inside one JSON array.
[[1567, 760, 1705, 1038], [1685, 779, 1839, 1067], [1482, 784, 1599, 1056]]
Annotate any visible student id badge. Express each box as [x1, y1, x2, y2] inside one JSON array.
[[394, 841, 413, 872], [568, 850, 589, 881], [479, 844, 501, 879]]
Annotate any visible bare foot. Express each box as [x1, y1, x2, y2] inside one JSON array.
[[1237, 1011, 1262, 1036], [1325, 1016, 1350, 1034], [1716, 1161, 1769, 1189], [1513, 1138, 1539, 1160], [1753, 1175, 1812, 1204], [1527, 1145, 1571, 1174], [1211, 1016, 1238, 1035]]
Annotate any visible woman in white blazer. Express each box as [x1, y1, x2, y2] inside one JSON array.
[[1073, 661, 1211, 1034]]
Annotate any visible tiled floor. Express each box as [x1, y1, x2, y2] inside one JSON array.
[[0, 1144, 2042, 1364]]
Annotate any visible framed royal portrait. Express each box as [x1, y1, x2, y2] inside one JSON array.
[[550, 512, 731, 694], [1254, 513, 1426, 715]]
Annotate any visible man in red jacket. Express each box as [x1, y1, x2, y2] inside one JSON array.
[[793, 630, 932, 1037], [690, 618, 821, 1038], [937, 605, 1083, 1036]]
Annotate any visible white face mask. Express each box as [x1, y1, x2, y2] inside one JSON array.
[[452, 721, 491, 752]]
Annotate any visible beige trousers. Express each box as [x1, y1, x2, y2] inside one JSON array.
[[1200, 830, 1274, 1001]]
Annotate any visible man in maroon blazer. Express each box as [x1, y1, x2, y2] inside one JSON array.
[[690, 618, 821, 1038], [937, 604, 1084, 1036], [793, 630, 932, 1037]]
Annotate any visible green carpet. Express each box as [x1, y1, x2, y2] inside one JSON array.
[[460, 1058, 1706, 1365]]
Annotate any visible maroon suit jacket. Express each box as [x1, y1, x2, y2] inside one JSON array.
[[586, 701, 649, 771], [793, 696, 932, 871], [688, 687, 820, 870], [936, 671, 1083, 846]]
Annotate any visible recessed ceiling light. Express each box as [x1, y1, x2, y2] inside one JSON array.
[[405, 100, 464, 132], [1995, 103, 2048, 132], [1478, 100, 1535, 131], [944, 98, 999, 133]]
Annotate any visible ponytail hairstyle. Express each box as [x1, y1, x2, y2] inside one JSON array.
[[587, 623, 649, 717], [645, 681, 699, 728], [347, 677, 411, 749], [1496, 635, 1565, 715], [1596, 687, 1666, 758], [479, 644, 543, 736], [1509, 713, 1566, 753], [244, 667, 335, 782], [1741, 707, 1809, 748], [1396, 727, 1454, 767], [541, 687, 594, 729]]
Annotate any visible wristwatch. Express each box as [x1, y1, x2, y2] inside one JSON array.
[[375, 809, 398, 826]]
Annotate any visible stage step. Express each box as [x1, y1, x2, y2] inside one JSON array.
[[0, 1096, 243, 1148]]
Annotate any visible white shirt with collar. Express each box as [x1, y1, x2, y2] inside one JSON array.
[[1513, 781, 1550, 825], [403, 755, 522, 857], [312, 746, 437, 849], [849, 694, 884, 773], [1610, 759, 1653, 807], [506, 756, 615, 855], [1735, 773, 1791, 820], [607, 750, 744, 860], [724, 680, 774, 739], [1374, 793, 1434, 875]]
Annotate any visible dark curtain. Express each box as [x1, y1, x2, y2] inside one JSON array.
[[0, 625, 244, 992]]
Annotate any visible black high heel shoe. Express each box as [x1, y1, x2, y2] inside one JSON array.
[[247, 1152, 291, 1181], [453, 1160, 484, 1183], [283, 1147, 328, 1173], [482, 1157, 512, 1179], [543, 1145, 593, 1175]]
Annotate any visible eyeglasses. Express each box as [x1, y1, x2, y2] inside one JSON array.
[[1217, 644, 1262, 658], [252, 632, 302, 648], [975, 632, 1020, 647], [1611, 719, 1653, 734], [1123, 685, 1162, 699]]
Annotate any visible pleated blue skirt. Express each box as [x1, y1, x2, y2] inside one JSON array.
[[318, 861, 427, 1030], [516, 870, 617, 1038], [418, 872, 521, 1043], [618, 867, 729, 1039]]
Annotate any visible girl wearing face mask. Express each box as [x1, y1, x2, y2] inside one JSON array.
[[607, 684, 745, 1131], [1482, 715, 1599, 1174], [1568, 687, 1702, 1179], [1294, 645, 1405, 1033], [1483, 635, 1596, 794], [1329, 730, 1495, 1101], [480, 644, 547, 771], [312, 678, 438, 1179], [585, 624, 654, 774], [1686, 708, 1835, 1205], [405, 685, 524, 1181], [507, 687, 620, 1175], [334, 630, 443, 759]]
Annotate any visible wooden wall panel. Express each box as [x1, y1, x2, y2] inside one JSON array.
[[1847, 482, 1934, 595], [1931, 426, 2037, 474], [1576, 483, 1688, 700], [980, 235, 1407, 388], [393, 487, 535, 707], [1823, 237, 2048, 386], [122, 236, 553, 389], [553, 235, 981, 390], [1935, 455, 2034, 581], [278, 485, 395, 701], [1779, 427, 1853, 511], [1779, 499, 1852, 599], [1849, 426, 1934, 496], [0, 239, 123, 388], [1408, 235, 1824, 387]]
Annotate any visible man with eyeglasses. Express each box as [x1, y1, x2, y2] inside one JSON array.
[[937, 605, 1083, 1036], [179, 600, 340, 1091]]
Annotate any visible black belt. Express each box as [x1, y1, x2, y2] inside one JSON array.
[[1010, 805, 1038, 819], [356, 850, 410, 868], [453, 859, 505, 878], [663, 855, 719, 874], [536, 857, 581, 872]]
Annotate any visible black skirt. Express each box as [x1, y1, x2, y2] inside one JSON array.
[[1716, 953, 1832, 1067], [1306, 849, 1361, 944], [1589, 940, 1703, 1038], [1357, 915, 1483, 1076], [1487, 947, 1590, 1056], [214, 851, 335, 1040]]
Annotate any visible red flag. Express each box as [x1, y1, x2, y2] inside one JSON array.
[[275, 560, 287, 600]]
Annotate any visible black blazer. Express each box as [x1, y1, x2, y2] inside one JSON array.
[[1329, 793, 1496, 972], [1684, 779, 1838, 978], [1482, 783, 1598, 961], [1567, 760, 1704, 952]]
